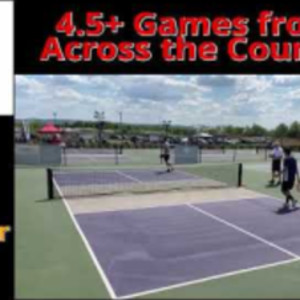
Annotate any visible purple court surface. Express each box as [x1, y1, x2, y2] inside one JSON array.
[[54, 169, 198, 186], [73, 197, 300, 297]]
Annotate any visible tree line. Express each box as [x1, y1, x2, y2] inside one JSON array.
[[15, 120, 300, 139], [200, 122, 300, 138]]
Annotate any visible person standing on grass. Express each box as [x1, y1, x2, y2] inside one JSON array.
[[268, 141, 284, 186], [161, 138, 174, 172], [280, 147, 300, 210]]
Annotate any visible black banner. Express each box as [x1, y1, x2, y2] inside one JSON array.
[[15, 0, 300, 74], [0, 116, 14, 300]]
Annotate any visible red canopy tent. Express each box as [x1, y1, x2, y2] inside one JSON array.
[[38, 123, 62, 134], [38, 123, 63, 144]]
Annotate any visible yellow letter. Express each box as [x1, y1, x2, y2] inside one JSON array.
[[0, 226, 11, 242]]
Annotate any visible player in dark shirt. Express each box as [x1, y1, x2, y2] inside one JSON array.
[[281, 148, 300, 209]]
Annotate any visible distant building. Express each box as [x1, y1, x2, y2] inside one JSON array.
[[240, 136, 269, 144], [62, 128, 97, 147], [192, 132, 214, 145], [148, 133, 161, 143]]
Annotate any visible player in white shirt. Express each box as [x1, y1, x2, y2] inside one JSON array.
[[268, 141, 284, 186], [160, 138, 174, 172]]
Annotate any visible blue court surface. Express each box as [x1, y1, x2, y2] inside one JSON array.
[[72, 197, 300, 298]]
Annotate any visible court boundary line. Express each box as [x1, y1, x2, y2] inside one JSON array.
[[53, 180, 117, 299], [187, 203, 299, 259], [71, 194, 286, 218], [88, 196, 283, 215], [115, 170, 143, 183], [119, 257, 299, 299]]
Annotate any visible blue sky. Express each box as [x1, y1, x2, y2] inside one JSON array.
[[16, 75, 300, 128]]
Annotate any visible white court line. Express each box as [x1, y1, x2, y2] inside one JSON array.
[[53, 180, 117, 299], [115, 170, 143, 183], [119, 257, 299, 299], [187, 203, 299, 259]]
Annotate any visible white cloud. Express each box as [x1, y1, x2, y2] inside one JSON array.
[[16, 76, 45, 95], [272, 75, 300, 85], [15, 75, 300, 128]]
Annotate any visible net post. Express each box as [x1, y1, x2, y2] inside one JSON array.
[[47, 168, 54, 199], [238, 163, 243, 187]]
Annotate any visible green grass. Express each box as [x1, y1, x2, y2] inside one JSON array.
[[15, 164, 300, 299]]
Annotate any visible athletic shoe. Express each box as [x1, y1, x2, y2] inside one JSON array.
[[292, 198, 298, 209]]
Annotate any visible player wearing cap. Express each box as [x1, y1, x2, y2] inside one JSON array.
[[281, 147, 300, 210], [268, 141, 284, 186]]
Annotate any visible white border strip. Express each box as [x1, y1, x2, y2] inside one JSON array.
[[120, 257, 299, 299], [53, 180, 117, 299], [0, 2, 13, 115], [187, 203, 299, 259], [115, 170, 143, 183]]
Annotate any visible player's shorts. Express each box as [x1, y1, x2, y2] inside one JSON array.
[[272, 159, 281, 172], [281, 181, 295, 193], [162, 154, 170, 163]]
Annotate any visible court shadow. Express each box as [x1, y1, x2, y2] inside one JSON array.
[[155, 170, 169, 175], [265, 183, 280, 188], [275, 207, 299, 215], [35, 198, 60, 203]]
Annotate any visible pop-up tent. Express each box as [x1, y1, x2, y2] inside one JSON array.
[[38, 123, 62, 144], [38, 123, 62, 134]]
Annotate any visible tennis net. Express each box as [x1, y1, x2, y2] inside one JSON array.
[[47, 163, 243, 199]]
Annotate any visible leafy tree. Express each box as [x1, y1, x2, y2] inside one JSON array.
[[273, 123, 289, 138], [249, 124, 267, 136], [288, 121, 300, 138]]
